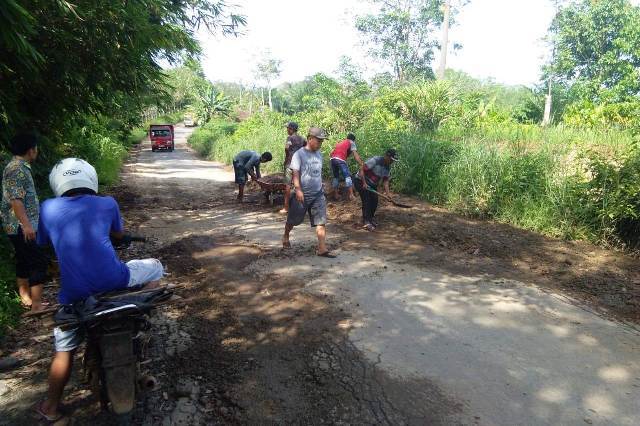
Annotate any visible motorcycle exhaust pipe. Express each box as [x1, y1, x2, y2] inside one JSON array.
[[138, 375, 159, 391]]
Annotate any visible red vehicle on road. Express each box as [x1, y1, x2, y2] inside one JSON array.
[[149, 124, 175, 152]]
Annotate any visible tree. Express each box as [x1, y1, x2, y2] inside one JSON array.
[[165, 59, 210, 111], [0, 1, 246, 146], [165, 60, 233, 123], [336, 56, 371, 99], [255, 52, 282, 110], [356, 0, 446, 81], [278, 73, 344, 113], [547, 0, 640, 104], [197, 85, 232, 122]]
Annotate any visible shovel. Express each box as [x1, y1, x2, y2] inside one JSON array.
[[364, 187, 412, 208]]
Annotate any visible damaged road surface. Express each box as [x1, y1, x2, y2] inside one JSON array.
[[2, 125, 640, 425]]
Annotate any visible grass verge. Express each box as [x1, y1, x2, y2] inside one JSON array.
[[189, 112, 640, 249]]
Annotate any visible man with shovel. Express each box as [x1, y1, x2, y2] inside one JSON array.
[[353, 149, 399, 231]]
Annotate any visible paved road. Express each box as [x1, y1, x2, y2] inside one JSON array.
[[123, 124, 640, 425]]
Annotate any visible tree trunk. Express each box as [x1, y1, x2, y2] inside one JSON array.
[[437, 0, 451, 79], [542, 79, 552, 126], [268, 86, 273, 110]]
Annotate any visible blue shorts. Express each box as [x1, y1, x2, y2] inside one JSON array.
[[330, 159, 353, 188]]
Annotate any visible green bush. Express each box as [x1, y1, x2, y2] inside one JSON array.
[[189, 118, 238, 157], [0, 235, 21, 337], [581, 149, 640, 247]]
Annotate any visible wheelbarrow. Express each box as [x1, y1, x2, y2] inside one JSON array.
[[256, 179, 288, 205]]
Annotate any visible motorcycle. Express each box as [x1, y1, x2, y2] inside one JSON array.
[[52, 236, 172, 418]]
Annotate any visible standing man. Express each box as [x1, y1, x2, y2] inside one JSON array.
[[281, 121, 306, 214], [353, 149, 399, 231], [233, 150, 272, 202], [329, 133, 363, 201], [1, 133, 47, 312], [282, 127, 336, 258]]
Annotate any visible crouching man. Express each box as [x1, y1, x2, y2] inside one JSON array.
[[35, 158, 165, 423], [233, 150, 273, 202]]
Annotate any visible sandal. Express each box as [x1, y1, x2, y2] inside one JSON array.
[[363, 223, 376, 232], [317, 251, 337, 258], [33, 401, 69, 425]]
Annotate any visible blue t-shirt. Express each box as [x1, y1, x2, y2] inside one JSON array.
[[37, 195, 130, 304]]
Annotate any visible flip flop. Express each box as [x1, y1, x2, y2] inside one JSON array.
[[363, 223, 376, 232], [33, 401, 69, 425], [317, 251, 337, 258]]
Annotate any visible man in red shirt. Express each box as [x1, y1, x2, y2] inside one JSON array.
[[329, 133, 363, 201]]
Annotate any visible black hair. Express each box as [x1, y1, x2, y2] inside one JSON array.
[[9, 133, 38, 156], [347, 133, 356, 142], [261, 152, 273, 161], [62, 188, 97, 197]]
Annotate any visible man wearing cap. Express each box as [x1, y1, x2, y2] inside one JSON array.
[[282, 127, 336, 258], [281, 121, 306, 214], [353, 149, 399, 231], [329, 133, 363, 201], [233, 150, 273, 202]]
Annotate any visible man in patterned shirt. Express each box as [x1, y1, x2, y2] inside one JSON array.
[[1, 133, 47, 311]]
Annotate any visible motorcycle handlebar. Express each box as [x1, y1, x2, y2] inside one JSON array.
[[111, 234, 147, 249]]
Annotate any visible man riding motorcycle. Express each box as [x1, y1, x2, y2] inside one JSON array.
[[35, 158, 165, 423]]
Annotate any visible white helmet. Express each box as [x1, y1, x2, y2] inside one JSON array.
[[49, 158, 99, 197]]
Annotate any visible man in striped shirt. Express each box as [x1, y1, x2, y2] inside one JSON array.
[[353, 149, 399, 231]]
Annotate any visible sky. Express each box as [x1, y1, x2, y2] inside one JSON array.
[[195, 0, 633, 88]]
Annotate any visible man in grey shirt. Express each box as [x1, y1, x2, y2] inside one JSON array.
[[282, 127, 336, 258], [233, 150, 272, 202]]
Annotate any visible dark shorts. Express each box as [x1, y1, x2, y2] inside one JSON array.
[[233, 161, 247, 185], [286, 193, 327, 227], [7, 227, 48, 286]]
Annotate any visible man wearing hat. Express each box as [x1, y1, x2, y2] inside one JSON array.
[[353, 149, 399, 231], [281, 121, 306, 214], [282, 127, 336, 258]]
